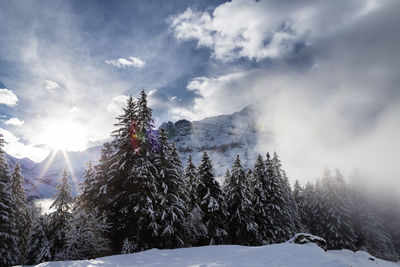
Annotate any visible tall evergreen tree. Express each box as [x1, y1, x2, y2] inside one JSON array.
[[250, 154, 269, 244], [11, 162, 32, 263], [293, 180, 303, 206], [281, 170, 302, 232], [184, 155, 205, 245], [196, 151, 228, 245], [185, 155, 198, 211], [224, 155, 258, 245], [318, 169, 355, 250], [102, 91, 161, 252], [0, 133, 19, 265], [296, 181, 316, 232], [350, 182, 396, 259], [47, 169, 74, 260], [25, 215, 51, 265], [272, 152, 301, 236], [78, 161, 96, 213], [263, 152, 292, 243], [93, 142, 114, 218], [155, 129, 188, 248]]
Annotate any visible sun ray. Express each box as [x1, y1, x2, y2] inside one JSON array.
[[61, 149, 79, 189], [37, 149, 58, 180]]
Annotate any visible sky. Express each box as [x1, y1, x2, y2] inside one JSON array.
[[0, 0, 399, 187]]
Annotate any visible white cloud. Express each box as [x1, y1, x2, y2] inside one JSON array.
[[0, 88, 18, 106], [170, 0, 374, 62], [107, 95, 129, 115], [44, 80, 61, 92], [0, 128, 48, 162], [105, 56, 145, 69], [69, 106, 80, 113], [4, 117, 24, 126]]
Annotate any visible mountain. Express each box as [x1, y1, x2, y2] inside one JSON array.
[[6, 105, 269, 199], [161, 105, 267, 175]]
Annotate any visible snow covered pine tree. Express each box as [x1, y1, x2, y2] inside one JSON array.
[[196, 151, 228, 245], [224, 155, 258, 245], [0, 134, 19, 265], [47, 169, 74, 260]]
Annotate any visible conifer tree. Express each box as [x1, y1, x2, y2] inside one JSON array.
[[224, 155, 258, 245], [47, 169, 74, 260], [319, 169, 355, 250], [185, 154, 198, 211], [11, 162, 32, 263], [250, 154, 269, 244], [196, 151, 228, 245], [281, 170, 302, 232], [93, 142, 114, 217], [25, 215, 51, 265], [263, 152, 292, 243], [272, 152, 301, 237], [293, 180, 302, 205], [0, 133, 19, 265], [65, 203, 110, 260], [103, 91, 161, 252], [155, 129, 188, 248], [350, 182, 396, 259], [78, 161, 96, 212], [184, 155, 205, 245], [297, 181, 316, 232]]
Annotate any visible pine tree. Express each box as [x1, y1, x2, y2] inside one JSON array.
[[272, 152, 301, 238], [296, 181, 316, 232], [281, 170, 302, 232], [185, 155, 198, 211], [224, 155, 258, 245], [319, 169, 355, 250], [349, 175, 396, 259], [93, 142, 114, 218], [196, 151, 228, 245], [250, 154, 269, 244], [47, 169, 74, 260], [25, 215, 51, 265], [155, 129, 188, 248], [11, 162, 32, 262], [169, 142, 188, 205], [263, 152, 292, 243], [102, 91, 161, 252], [0, 133, 19, 265], [78, 161, 96, 213], [184, 154, 206, 245], [64, 203, 110, 260]]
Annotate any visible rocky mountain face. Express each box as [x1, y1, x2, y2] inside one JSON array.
[[161, 105, 267, 176], [7, 106, 270, 199]]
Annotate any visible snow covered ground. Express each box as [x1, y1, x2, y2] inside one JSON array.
[[30, 243, 400, 267]]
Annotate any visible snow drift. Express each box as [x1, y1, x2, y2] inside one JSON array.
[[31, 243, 399, 267]]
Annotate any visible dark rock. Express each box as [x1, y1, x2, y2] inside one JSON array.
[[287, 233, 327, 251]]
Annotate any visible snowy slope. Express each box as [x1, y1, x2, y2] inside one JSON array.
[[7, 106, 267, 199], [161, 105, 269, 177], [31, 243, 400, 267]]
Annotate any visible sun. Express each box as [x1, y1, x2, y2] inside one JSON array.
[[37, 121, 88, 151]]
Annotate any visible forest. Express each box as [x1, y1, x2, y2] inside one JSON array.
[[0, 91, 399, 266]]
